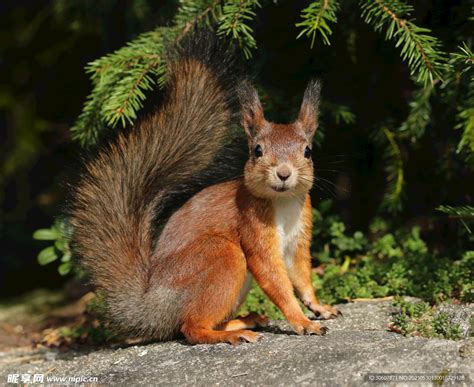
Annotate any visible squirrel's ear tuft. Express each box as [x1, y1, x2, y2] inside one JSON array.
[[298, 79, 321, 139], [238, 81, 264, 139]]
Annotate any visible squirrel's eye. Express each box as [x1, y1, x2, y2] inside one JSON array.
[[254, 144, 263, 158], [304, 146, 312, 159]]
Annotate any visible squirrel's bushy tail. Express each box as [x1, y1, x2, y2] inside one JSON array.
[[71, 33, 237, 338]]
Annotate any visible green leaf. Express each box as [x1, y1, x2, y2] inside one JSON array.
[[55, 238, 68, 252], [58, 262, 72, 276], [61, 251, 72, 262], [33, 228, 58, 240], [38, 246, 58, 265]]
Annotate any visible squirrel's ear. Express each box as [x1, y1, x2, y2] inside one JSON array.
[[238, 81, 265, 139], [298, 80, 321, 139]]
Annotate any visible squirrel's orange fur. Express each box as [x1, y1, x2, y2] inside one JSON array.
[[71, 35, 339, 345]]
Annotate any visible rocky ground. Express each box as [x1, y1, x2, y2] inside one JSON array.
[[0, 299, 472, 385]]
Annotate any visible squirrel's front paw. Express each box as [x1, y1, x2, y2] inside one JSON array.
[[309, 303, 341, 320], [292, 320, 328, 336]]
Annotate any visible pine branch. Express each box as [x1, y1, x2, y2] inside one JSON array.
[[456, 81, 474, 156], [437, 205, 474, 233], [175, 0, 223, 41], [70, 79, 113, 147], [101, 57, 165, 128], [332, 105, 355, 125], [71, 1, 223, 147], [296, 0, 340, 47], [323, 101, 356, 125], [360, 0, 446, 85], [437, 205, 474, 218], [399, 81, 434, 142], [218, 0, 261, 59], [374, 127, 404, 213], [451, 42, 474, 72], [447, 43, 474, 159]]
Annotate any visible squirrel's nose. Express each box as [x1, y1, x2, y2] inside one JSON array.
[[276, 165, 292, 182]]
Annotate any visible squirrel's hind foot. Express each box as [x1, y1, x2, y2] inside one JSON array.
[[291, 320, 328, 336], [309, 303, 341, 320], [181, 326, 262, 345], [217, 312, 269, 331]]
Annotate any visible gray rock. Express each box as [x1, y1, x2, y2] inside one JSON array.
[[0, 300, 472, 386]]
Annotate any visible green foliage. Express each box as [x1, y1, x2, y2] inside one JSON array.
[[218, 0, 261, 59], [360, 0, 446, 86], [324, 102, 356, 125], [173, 0, 221, 27], [399, 82, 433, 142], [313, 201, 474, 303], [314, 212, 474, 305], [357, 2, 473, 216], [456, 83, 474, 157], [87, 31, 167, 129], [80, 292, 117, 344], [373, 127, 404, 213], [296, 0, 340, 46], [71, 0, 226, 146], [435, 42, 474, 166], [294, 0, 471, 90], [375, 42, 471, 212], [328, 222, 368, 256], [358, 1, 470, 213], [295, 0, 452, 72], [33, 219, 72, 276], [295, 2, 472, 211], [49, 292, 117, 346], [450, 42, 474, 75], [437, 205, 474, 218], [69, 0, 264, 146], [71, 29, 164, 145], [390, 298, 464, 340]]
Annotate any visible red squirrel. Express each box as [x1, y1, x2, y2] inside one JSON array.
[[71, 33, 339, 345]]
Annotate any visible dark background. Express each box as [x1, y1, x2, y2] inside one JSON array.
[[1, 0, 472, 297]]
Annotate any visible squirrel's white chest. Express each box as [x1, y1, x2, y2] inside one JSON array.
[[273, 198, 305, 268]]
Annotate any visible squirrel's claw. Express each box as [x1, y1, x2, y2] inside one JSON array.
[[294, 321, 328, 336], [310, 304, 341, 320], [319, 326, 329, 335], [227, 330, 262, 346]]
